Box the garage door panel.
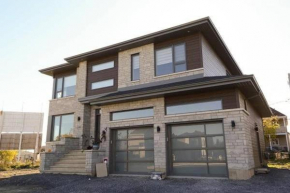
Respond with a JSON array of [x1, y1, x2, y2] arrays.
[[173, 163, 208, 176], [128, 139, 154, 150], [128, 128, 153, 139], [208, 163, 227, 176], [206, 136, 225, 148], [173, 150, 207, 162], [207, 150, 226, 162], [128, 151, 154, 161], [128, 163, 154, 172], [172, 137, 206, 149], [171, 124, 205, 137]]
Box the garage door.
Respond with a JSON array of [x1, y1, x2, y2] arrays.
[[167, 122, 228, 177], [111, 127, 154, 174]]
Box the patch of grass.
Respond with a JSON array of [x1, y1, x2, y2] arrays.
[[268, 159, 290, 169], [0, 161, 40, 171]]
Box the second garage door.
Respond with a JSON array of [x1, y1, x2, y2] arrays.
[[167, 122, 228, 177]]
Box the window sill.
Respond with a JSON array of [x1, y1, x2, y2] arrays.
[[154, 68, 203, 79], [131, 80, 140, 83]]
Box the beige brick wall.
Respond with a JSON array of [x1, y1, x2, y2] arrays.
[[97, 91, 262, 179], [118, 43, 204, 88], [47, 61, 91, 148]]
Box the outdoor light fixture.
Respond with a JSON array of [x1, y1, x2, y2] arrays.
[[231, 120, 236, 128], [78, 116, 81, 121], [254, 123, 259, 131], [157, 126, 161, 133]]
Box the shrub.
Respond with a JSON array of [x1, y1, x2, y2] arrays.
[[0, 150, 18, 165]]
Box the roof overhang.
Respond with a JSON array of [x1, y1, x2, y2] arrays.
[[79, 75, 272, 117], [63, 17, 242, 75], [39, 63, 78, 76]]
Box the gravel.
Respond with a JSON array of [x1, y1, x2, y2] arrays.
[[0, 169, 289, 193]]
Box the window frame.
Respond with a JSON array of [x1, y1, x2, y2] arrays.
[[51, 113, 74, 141], [92, 60, 115, 72], [110, 107, 154, 121], [54, 74, 76, 99], [91, 79, 114, 90], [165, 99, 223, 115], [131, 53, 140, 81], [155, 42, 187, 76]]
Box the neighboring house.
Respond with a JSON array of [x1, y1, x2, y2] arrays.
[[39, 17, 272, 180], [265, 108, 289, 152], [0, 111, 43, 160]]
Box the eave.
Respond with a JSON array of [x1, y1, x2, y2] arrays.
[[79, 75, 272, 117]]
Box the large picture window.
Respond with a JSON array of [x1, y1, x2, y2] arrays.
[[54, 75, 76, 99], [51, 114, 74, 141], [166, 100, 222, 115], [131, 54, 140, 81], [111, 108, 154, 121], [155, 43, 186, 76]]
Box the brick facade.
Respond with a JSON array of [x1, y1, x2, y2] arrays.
[[118, 43, 204, 88], [92, 93, 264, 180]]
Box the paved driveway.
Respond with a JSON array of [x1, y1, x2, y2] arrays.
[[0, 169, 289, 193]]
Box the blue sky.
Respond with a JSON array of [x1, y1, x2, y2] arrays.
[[0, 0, 290, 142]]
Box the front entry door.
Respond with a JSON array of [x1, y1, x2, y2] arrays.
[[167, 122, 228, 177], [111, 126, 154, 174]]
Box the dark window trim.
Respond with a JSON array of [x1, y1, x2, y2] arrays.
[[50, 113, 74, 141], [110, 107, 154, 121], [92, 60, 115, 73], [154, 42, 187, 76], [165, 98, 223, 115], [53, 74, 76, 99], [91, 79, 115, 90], [131, 53, 140, 81], [244, 99, 248, 111]]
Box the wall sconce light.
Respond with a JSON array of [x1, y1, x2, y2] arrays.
[[231, 120, 236, 128], [254, 123, 259, 131], [78, 117, 81, 121], [157, 126, 161, 133]]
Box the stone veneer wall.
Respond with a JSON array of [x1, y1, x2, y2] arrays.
[[118, 43, 204, 88], [47, 61, 91, 149], [97, 91, 263, 180]]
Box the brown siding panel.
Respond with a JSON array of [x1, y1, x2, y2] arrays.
[[165, 89, 238, 110], [155, 33, 202, 70], [87, 55, 118, 96]]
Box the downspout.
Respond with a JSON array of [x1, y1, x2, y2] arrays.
[[269, 135, 272, 151]]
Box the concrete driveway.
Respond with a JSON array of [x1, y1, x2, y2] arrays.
[[0, 169, 289, 193]]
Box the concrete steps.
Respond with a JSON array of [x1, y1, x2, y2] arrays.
[[43, 150, 87, 175]]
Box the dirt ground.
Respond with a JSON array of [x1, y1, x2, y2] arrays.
[[0, 169, 40, 179]]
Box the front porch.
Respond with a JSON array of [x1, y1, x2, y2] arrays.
[[40, 137, 105, 176]]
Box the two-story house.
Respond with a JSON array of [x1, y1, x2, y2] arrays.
[[265, 108, 289, 152], [39, 17, 272, 180]]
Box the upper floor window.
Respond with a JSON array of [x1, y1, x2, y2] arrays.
[[92, 61, 114, 72], [92, 79, 114, 90], [155, 43, 186, 76], [55, 75, 76, 99], [131, 54, 140, 81]]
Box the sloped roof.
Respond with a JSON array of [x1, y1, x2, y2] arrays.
[[270, 108, 286, 117]]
